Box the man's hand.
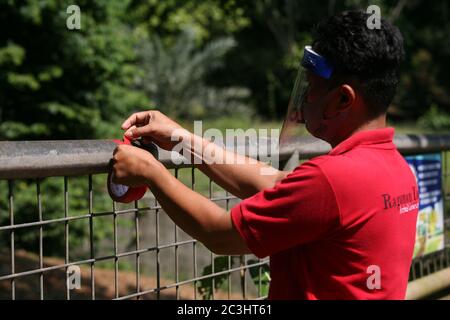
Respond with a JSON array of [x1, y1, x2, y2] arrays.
[[121, 110, 191, 151], [111, 140, 251, 256], [111, 144, 162, 187], [120, 109, 286, 199]]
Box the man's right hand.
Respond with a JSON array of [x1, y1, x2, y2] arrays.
[[121, 110, 191, 151], [121, 109, 286, 199]]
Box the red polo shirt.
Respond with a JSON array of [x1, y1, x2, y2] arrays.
[[230, 128, 419, 300]]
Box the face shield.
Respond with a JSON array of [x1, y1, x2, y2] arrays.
[[279, 46, 334, 149]]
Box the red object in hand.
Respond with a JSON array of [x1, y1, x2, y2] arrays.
[[107, 136, 147, 203]]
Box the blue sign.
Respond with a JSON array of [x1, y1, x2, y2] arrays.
[[405, 154, 445, 257]]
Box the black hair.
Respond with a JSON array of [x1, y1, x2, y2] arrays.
[[312, 10, 405, 118]]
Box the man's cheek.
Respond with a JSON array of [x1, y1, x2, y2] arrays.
[[303, 105, 317, 125], [304, 107, 323, 133]]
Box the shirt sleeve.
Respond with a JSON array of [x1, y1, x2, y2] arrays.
[[230, 159, 340, 258]]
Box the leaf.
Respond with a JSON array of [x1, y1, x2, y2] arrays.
[[197, 256, 236, 300], [6, 72, 40, 90], [0, 43, 25, 66], [247, 259, 271, 297]]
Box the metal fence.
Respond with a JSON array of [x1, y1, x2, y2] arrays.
[[0, 134, 449, 300]]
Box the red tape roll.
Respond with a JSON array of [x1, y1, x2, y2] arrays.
[[107, 136, 147, 203]]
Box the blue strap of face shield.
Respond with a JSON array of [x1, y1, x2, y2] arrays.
[[301, 46, 334, 79]]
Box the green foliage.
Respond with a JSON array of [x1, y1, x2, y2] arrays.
[[136, 29, 250, 119], [393, 1, 450, 120], [247, 259, 271, 297], [1, 0, 450, 263], [197, 256, 270, 299], [3, 0, 449, 133], [140, 0, 448, 121], [418, 105, 450, 131], [0, 0, 148, 258], [197, 256, 230, 300], [0, 176, 113, 258], [128, 0, 250, 43], [2, 0, 449, 134], [0, 0, 146, 140]]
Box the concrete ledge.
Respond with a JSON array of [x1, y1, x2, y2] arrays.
[[1, 133, 450, 179], [406, 267, 450, 300]]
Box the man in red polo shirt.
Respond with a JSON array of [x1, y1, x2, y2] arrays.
[[111, 11, 419, 299]]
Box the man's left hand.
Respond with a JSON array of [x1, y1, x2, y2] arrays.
[[111, 144, 157, 187]]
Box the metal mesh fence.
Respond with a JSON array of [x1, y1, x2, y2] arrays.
[[0, 139, 449, 300], [0, 168, 269, 300]]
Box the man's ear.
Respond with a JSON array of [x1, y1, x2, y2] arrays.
[[339, 84, 356, 110], [323, 84, 356, 120]]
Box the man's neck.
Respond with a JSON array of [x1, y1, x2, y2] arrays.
[[329, 114, 387, 148]]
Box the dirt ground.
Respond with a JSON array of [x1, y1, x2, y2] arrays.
[[0, 249, 246, 300]]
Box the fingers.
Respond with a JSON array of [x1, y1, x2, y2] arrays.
[[124, 124, 154, 139], [111, 145, 129, 175], [128, 124, 155, 139], [112, 146, 120, 157], [121, 111, 153, 130], [124, 125, 137, 139], [112, 145, 127, 159]]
